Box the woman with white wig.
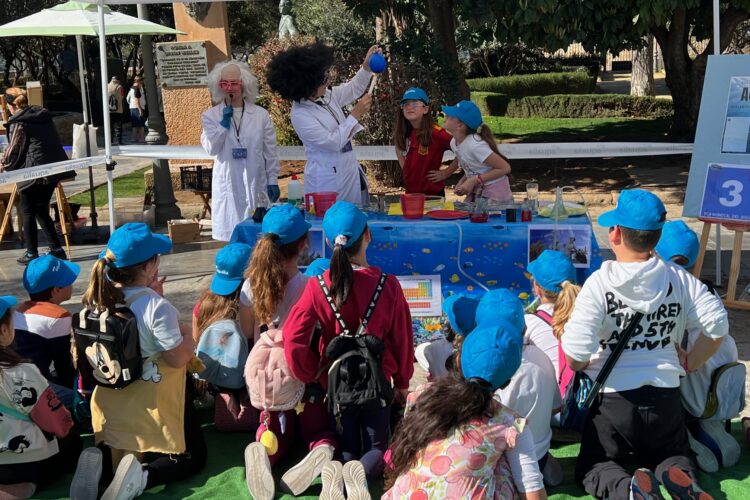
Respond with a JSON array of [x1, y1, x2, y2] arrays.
[[201, 60, 281, 241]]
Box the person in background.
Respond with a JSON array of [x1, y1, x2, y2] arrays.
[[1, 87, 72, 264], [126, 76, 146, 144], [201, 60, 281, 241], [107, 76, 125, 146]]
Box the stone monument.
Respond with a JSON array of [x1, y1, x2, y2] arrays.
[[278, 0, 299, 39]]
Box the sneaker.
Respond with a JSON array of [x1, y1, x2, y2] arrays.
[[687, 430, 719, 473], [101, 454, 148, 500], [629, 468, 664, 500], [697, 420, 741, 468], [48, 247, 68, 260], [244, 442, 274, 500], [279, 444, 334, 496], [0, 482, 36, 499], [16, 252, 38, 265], [70, 447, 103, 500], [342, 460, 371, 500], [660, 466, 713, 500], [320, 460, 345, 500], [541, 454, 564, 487]]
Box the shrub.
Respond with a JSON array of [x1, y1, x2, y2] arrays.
[[466, 71, 596, 97], [471, 92, 511, 116], [505, 94, 674, 119]]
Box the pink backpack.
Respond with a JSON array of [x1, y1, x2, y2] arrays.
[[535, 309, 574, 398], [245, 276, 307, 412]]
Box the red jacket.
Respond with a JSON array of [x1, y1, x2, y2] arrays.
[[283, 267, 414, 390]]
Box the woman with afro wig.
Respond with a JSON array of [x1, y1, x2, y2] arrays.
[[267, 42, 381, 207]]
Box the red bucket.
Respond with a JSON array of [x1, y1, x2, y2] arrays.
[[400, 193, 425, 219], [311, 192, 338, 217]]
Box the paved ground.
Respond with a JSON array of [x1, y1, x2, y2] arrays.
[[597, 70, 672, 98]]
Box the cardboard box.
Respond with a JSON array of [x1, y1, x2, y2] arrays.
[[26, 81, 43, 107], [168, 219, 201, 243]]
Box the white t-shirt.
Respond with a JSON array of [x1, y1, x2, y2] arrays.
[[450, 135, 504, 186], [497, 342, 562, 461], [504, 418, 545, 493], [122, 287, 183, 359], [239, 272, 308, 341], [126, 88, 146, 110], [524, 303, 559, 380], [562, 257, 729, 393]]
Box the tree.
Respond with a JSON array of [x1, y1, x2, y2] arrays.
[[488, 1, 750, 140], [631, 35, 655, 97], [227, 0, 280, 59]]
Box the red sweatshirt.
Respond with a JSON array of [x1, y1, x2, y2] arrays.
[[283, 267, 414, 390]]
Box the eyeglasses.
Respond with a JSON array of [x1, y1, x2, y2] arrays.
[[401, 100, 426, 109], [219, 79, 242, 89]]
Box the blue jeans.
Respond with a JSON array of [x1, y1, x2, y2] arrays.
[[338, 404, 390, 481]]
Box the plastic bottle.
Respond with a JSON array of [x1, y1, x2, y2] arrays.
[[288, 175, 303, 207]]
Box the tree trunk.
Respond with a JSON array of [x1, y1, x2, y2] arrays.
[[630, 35, 655, 97], [375, 15, 384, 43], [426, 0, 470, 102]]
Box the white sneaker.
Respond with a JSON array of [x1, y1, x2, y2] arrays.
[[244, 442, 274, 500], [279, 444, 334, 495], [101, 454, 148, 500], [70, 447, 103, 500], [342, 460, 371, 500], [320, 460, 345, 500], [687, 430, 719, 473]]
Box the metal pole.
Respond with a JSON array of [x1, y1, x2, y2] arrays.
[[97, 0, 116, 233], [76, 35, 99, 229], [713, 0, 722, 286]]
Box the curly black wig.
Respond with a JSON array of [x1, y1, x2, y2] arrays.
[[267, 42, 335, 102]]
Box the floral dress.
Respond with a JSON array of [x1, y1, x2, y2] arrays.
[[383, 385, 525, 500]]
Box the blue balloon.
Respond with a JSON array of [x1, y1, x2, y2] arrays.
[[369, 52, 387, 73]]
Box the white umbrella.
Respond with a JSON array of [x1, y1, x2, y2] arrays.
[[0, 1, 183, 233]]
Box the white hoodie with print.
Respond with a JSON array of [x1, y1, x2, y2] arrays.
[[562, 256, 728, 393]]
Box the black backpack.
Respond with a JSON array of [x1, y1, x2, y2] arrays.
[[318, 272, 394, 419], [73, 291, 147, 390]]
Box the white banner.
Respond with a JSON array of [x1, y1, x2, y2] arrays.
[[0, 156, 105, 187]]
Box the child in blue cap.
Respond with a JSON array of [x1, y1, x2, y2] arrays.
[[284, 200, 414, 493], [393, 87, 457, 195], [80, 223, 206, 500], [657, 221, 743, 474], [14, 255, 80, 391], [441, 100, 513, 203], [562, 189, 727, 499], [524, 249, 580, 398], [384, 297, 547, 500], [0, 295, 82, 499], [238, 204, 337, 500]]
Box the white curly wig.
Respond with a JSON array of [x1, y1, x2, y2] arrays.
[[207, 60, 259, 104]]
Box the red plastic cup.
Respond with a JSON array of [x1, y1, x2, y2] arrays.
[[400, 193, 425, 219], [311, 192, 338, 217], [469, 212, 489, 223]]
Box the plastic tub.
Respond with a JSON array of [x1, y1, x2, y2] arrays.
[[400, 193, 425, 219], [311, 192, 338, 217]]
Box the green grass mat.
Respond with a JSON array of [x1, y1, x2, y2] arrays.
[[33, 410, 750, 499]]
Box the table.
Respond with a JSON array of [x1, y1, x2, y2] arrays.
[[230, 211, 603, 298]]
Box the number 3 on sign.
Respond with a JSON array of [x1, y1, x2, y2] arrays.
[[700, 163, 750, 222]]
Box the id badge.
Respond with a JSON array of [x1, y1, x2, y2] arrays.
[[232, 148, 248, 160], [340, 141, 353, 153]]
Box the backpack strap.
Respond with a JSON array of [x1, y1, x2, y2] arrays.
[[534, 309, 553, 326], [317, 272, 387, 337]]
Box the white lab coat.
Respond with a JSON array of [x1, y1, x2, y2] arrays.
[[291, 67, 372, 206], [201, 101, 280, 241]]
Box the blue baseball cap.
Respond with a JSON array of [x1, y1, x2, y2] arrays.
[[102, 223, 173, 268], [475, 288, 525, 332], [322, 201, 368, 249], [442, 294, 478, 337], [460, 322, 523, 391], [442, 100, 482, 130], [262, 204, 311, 245], [598, 189, 667, 231], [656, 220, 699, 269], [304, 258, 330, 277], [400, 87, 429, 105], [0, 296, 17, 318], [211, 243, 252, 296], [23, 255, 80, 294], [527, 250, 577, 293]]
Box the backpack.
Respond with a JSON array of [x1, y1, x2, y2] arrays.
[[73, 291, 148, 390], [245, 277, 307, 412], [108, 93, 118, 112], [319, 272, 393, 419]]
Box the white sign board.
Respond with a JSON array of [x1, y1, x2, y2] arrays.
[[155, 41, 209, 88]]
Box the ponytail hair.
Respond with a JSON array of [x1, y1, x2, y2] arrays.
[[385, 371, 496, 489], [195, 287, 241, 342], [248, 232, 307, 325], [551, 280, 581, 340], [82, 250, 156, 313], [329, 227, 367, 308], [473, 123, 509, 162]]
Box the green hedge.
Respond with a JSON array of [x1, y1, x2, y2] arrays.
[[466, 71, 596, 97], [505, 94, 674, 119], [471, 92, 512, 116]]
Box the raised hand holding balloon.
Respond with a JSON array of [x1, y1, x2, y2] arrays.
[[368, 52, 387, 95]]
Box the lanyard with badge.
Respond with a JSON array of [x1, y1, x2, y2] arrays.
[[315, 97, 353, 154], [230, 100, 247, 160]]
